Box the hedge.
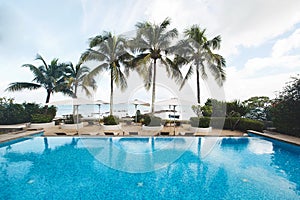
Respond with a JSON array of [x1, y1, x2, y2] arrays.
[[203, 117, 264, 132], [0, 102, 56, 125], [190, 117, 211, 128]]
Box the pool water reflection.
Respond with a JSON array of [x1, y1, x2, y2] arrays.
[[0, 136, 299, 199]]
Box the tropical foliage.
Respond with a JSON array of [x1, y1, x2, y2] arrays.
[[0, 97, 56, 125], [65, 61, 97, 98], [243, 96, 271, 121], [6, 54, 72, 104], [132, 18, 182, 113], [269, 75, 300, 136], [175, 25, 226, 104], [81, 32, 133, 115]]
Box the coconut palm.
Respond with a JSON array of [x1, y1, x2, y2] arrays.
[[177, 25, 226, 104], [81, 32, 133, 115], [6, 54, 72, 104], [132, 17, 181, 113], [65, 61, 97, 98]]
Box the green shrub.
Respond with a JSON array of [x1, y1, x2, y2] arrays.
[[209, 117, 263, 132], [190, 117, 211, 128], [31, 114, 53, 123], [0, 103, 27, 125], [143, 115, 162, 126], [0, 98, 56, 125], [103, 115, 119, 125], [238, 118, 264, 132], [224, 117, 240, 131]]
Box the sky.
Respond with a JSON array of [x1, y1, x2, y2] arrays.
[[0, 0, 300, 105]]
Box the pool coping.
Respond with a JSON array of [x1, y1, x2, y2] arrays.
[[0, 130, 43, 143], [248, 130, 300, 146]]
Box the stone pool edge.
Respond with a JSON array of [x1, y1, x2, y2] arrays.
[[248, 130, 300, 146]]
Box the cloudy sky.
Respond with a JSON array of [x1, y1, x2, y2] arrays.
[[0, 0, 300, 104]]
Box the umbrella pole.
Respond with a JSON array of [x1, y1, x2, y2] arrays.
[[98, 104, 101, 122], [173, 105, 176, 135], [76, 105, 79, 133], [135, 104, 137, 123]]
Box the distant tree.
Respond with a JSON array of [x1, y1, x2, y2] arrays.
[[65, 61, 97, 98], [226, 100, 248, 117], [6, 54, 72, 104], [243, 96, 271, 121], [202, 98, 226, 117], [270, 75, 300, 136]]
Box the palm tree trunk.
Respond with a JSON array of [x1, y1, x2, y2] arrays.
[[196, 64, 200, 104], [151, 59, 157, 114], [110, 70, 113, 116], [46, 90, 51, 104], [45, 90, 51, 114], [73, 84, 78, 116]]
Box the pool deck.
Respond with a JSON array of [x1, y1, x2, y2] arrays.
[[1, 123, 299, 146], [248, 130, 300, 146]]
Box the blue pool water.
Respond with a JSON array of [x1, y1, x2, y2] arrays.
[[0, 136, 299, 200]]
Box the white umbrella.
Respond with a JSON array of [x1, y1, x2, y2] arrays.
[[130, 99, 150, 123], [94, 99, 109, 118], [47, 97, 96, 106], [47, 97, 97, 127], [156, 98, 181, 133]]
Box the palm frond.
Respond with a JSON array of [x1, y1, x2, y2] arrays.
[[160, 17, 171, 29], [209, 35, 221, 50], [81, 49, 106, 62], [35, 54, 48, 69], [22, 64, 46, 82], [88, 62, 109, 78], [5, 82, 41, 92], [180, 65, 194, 89]]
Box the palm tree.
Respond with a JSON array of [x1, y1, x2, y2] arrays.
[[6, 54, 72, 104], [64, 61, 97, 116], [177, 25, 226, 104], [81, 32, 133, 115], [132, 18, 181, 113], [65, 61, 97, 98]]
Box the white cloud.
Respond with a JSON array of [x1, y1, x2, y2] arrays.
[[224, 66, 294, 101], [272, 28, 300, 57], [145, 0, 300, 57], [242, 55, 300, 77]]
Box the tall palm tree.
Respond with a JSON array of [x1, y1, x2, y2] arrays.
[[177, 25, 226, 104], [65, 61, 97, 98], [81, 32, 133, 115], [6, 54, 72, 104], [132, 18, 181, 113]]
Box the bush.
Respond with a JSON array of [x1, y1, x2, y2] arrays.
[[269, 75, 300, 137], [143, 115, 162, 126], [103, 115, 119, 125], [209, 117, 264, 132], [0, 98, 56, 125], [190, 117, 211, 128], [0, 103, 27, 125], [31, 114, 53, 123], [224, 117, 240, 131], [238, 118, 264, 132]]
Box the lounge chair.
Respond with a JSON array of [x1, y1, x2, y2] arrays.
[[129, 132, 138, 135], [160, 132, 170, 136]]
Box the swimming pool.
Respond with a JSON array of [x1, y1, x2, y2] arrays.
[[0, 136, 299, 199]]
